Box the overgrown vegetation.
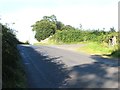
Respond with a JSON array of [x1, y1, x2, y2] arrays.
[[32, 15, 119, 59], [2, 24, 26, 88], [50, 29, 119, 58], [76, 42, 117, 55], [31, 15, 57, 41], [50, 29, 118, 44], [110, 31, 120, 58], [110, 49, 120, 58]]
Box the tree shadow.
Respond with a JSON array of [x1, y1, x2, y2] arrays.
[[18, 45, 70, 88], [18, 45, 119, 88], [90, 55, 120, 67], [62, 61, 119, 88], [60, 54, 119, 88]]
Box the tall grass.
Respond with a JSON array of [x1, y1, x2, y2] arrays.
[[76, 42, 118, 55]]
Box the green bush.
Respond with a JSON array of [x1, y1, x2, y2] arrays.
[[50, 30, 84, 43], [2, 24, 26, 88], [50, 29, 118, 44], [110, 49, 120, 58]]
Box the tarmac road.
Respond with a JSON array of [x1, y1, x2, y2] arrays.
[[17, 44, 119, 88]]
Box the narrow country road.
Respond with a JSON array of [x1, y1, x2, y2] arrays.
[[17, 44, 119, 88]]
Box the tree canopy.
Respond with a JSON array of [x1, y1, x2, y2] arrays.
[[31, 15, 57, 41], [31, 15, 75, 41], [31, 15, 118, 45]]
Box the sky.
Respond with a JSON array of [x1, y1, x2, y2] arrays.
[[0, 0, 119, 43]]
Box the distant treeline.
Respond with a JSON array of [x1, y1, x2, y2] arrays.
[[50, 29, 118, 44], [2, 24, 25, 88], [32, 15, 118, 44]]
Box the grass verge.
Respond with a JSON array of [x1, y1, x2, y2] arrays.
[[76, 42, 119, 59], [110, 49, 120, 58], [77, 42, 112, 54], [34, 38, 119, 59]]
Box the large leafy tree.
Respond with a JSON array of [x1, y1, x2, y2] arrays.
[[32, 15, 57, 41], [56, 21, 65, 30]]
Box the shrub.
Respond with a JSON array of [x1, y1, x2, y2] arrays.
[[2, 24, 25, 88]]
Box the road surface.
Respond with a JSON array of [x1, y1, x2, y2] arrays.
[[17, 44, 119, 88]]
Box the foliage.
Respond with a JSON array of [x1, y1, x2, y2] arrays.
[[2, 24, 26, 88], [76, 42, 115, 55], [110, 49, 120, 58], [31, 15, 57, 41], [32, 15, 118, 44], [50, 29, 118, 44], [32, 15, 119, 58], [50, 30, 81, 43], [32, 15, 77, 41], [56, 21, 65, 30], [61, 25, 76, 31]]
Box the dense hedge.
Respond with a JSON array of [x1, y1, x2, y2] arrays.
[[2, 24, 25, 88], [50, 30, 83, 43], [50, 29, 118, 44]]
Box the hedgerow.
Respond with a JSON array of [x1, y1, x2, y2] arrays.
[[50, 29, 118, 44], [2, 24, 26, 88]]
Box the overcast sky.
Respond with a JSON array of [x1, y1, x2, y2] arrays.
[[0, 0, 119, 43]]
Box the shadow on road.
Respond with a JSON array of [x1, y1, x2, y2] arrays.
[[19, 45, 70, 88], [62, 62, 119, 88], [18, 45, 119, 88], [61, 55, 119, 88], [90, 55, 119, 67]]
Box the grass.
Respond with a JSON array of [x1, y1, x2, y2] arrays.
[[77, 42, 116, 55], [34, 38, 119, 59], [76, 42, 119, 59]]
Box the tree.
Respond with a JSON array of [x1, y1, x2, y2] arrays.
[[109, 27, 116, 32], [56, 21, 64, 30], [43, 15, 65, 30], [32, 15, 57, 41], [43, 15, 57, 24]]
